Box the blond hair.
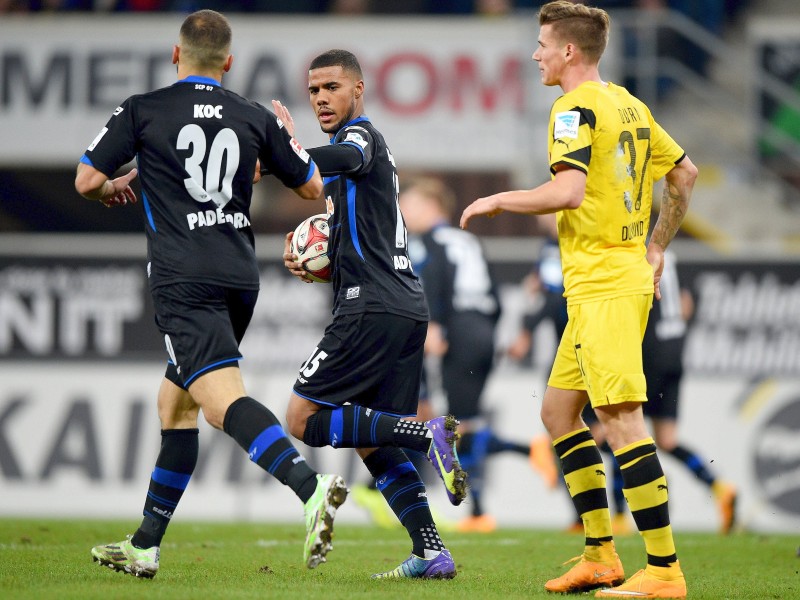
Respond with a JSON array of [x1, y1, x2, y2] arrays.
[[179, 9, 232, 71], [538, 1, 610, 63], [402, 177, 457, 217]]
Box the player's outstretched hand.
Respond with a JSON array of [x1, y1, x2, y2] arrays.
[[100, 168, 138, 208], [272, 99, 295, 138], [460, 195, 503, 229], [283, 231, 313, 283]]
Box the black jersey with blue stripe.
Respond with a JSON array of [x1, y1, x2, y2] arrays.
[[81, 75, 317, 290], [324, 117, 428, 320]]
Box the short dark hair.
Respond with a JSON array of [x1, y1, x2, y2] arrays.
[[179, 9, 232, 70], [309, 49, 363, 79]]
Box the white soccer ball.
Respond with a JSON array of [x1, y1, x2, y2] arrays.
[[290, 213, 331, 283]]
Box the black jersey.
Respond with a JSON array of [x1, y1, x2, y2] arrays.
[[408, 223, 500, 329], [81, 75, 316, 290], [642, 250, 686, 372], [323, 116, 428, 320]]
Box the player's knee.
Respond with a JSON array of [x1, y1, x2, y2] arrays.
[[158, 402, 200, 429], [285, 407, 308, 441], [201, 407, 225, 431], [540, 402, 558, 433]]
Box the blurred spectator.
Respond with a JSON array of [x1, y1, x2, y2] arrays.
[[0, 0, 28, 11], [115, 0, 166, 10], [591, 0, 731, 98], [329, 0, 368, 13]]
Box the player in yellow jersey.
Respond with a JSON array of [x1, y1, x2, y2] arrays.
[[461, 2, 697, 598]]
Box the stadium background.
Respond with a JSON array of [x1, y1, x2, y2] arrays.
[[1, 1, 799, 533]]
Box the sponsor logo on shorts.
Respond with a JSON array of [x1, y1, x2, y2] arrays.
[[346, 286, 360, 300]]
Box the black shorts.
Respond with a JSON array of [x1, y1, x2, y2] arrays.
[[151, 282, 258, 389], [643, 366, 682, 420], [580, 366, 682, 423], [293, 312, 427, 417], [441, 313, 495, 420]]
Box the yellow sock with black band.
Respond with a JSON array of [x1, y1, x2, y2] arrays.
[[615, 437, 682, 577], [554, 427, 616, 563]]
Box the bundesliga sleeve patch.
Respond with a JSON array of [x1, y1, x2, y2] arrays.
[[554, 111, 580, 139], [343, 131, 368, 148], [87, 126, 108, 151]]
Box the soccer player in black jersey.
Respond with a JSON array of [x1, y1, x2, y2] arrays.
[[273, 50, 463, 579], [75, 10, 348, 577], [399, 176, 555, 532]]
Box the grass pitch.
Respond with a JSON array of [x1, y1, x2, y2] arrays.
[[0, 519, 797, 599]]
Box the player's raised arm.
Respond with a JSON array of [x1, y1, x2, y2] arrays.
[[460, 168, 585, 229]]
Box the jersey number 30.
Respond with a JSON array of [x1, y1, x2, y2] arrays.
[[178, 124, 240, 209]]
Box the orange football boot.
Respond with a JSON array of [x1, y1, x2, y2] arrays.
[[545, 553, 625, 594], [595, 566, 687, 598]]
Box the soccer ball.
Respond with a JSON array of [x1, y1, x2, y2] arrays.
[[290, 213, 331, 283]]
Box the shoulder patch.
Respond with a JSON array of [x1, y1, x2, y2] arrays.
[[343, 131, 368, 149], [289, 137, 310, 163], [554, 111, 580, 139]]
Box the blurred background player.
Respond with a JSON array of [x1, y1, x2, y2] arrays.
[[639, 248, 737, 534], [578, 249, 737, 534], [75, 9, 347, 577], [276, 50, 463, 579], [508, 217, 629, 535], [514, 240, 737, 536], [399, 176, 556, 533], [507, 213, 567, 366]]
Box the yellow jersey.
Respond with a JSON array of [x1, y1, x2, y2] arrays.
[[548, 81, 685, 304]]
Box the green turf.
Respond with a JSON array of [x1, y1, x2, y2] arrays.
[[0, 519, 797, 599]]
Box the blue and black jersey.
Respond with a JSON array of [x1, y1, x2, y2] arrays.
[[408, 223, 500, 329], [81, 75, 317, 290], [320, 116, 428, 321]]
